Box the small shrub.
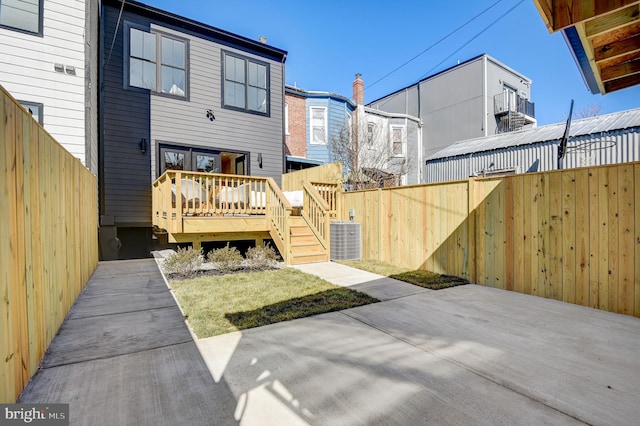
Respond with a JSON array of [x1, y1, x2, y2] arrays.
[[207, 243, 243, 273], [245, 244, 278, 271], [163, 247, 203, 278]]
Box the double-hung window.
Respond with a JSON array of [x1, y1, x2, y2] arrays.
[[310, 107, 327, 145], [223, 51, 269, 115], [0, 0, 42, 35], [391, 125, 405, 156], [128, 26, 188, 98], [366, 122, 375, 147]]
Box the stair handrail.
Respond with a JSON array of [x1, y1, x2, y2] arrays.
[[266, 177, 293, 263], [301, 181, 333, 251], [310, 181, 341, 216]]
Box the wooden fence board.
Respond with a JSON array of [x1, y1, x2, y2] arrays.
[[493, 181, 505, 289], [562, 171, 576, 304], [523, 174, 533, 295], [589, 168, 600, 309], [608, 168, 619, 313], [505, 178, 514, 291], [476, 181, 487, 284], [0, 91, 13, 402], [635, 164, 640, 317], [575, 169, 590, 306], [618, 164, 634, 315], [548, 172, 563, 300], [512, 176, 524, 293], [598, 168, 610, 310]]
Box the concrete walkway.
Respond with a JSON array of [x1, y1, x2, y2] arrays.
[[18, 260, 239, 425], [19, 260, 640, 425]]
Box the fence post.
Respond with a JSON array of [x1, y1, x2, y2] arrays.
[[467, 178, 477, 283], [377, 188, 382, 261]]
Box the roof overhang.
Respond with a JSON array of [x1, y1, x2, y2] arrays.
[[533, 0, 640, 94]]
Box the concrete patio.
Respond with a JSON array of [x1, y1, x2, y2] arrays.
[[18, 259, 640, 425]]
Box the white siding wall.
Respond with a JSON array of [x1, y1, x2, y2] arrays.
[[0, 0, 86, 164]]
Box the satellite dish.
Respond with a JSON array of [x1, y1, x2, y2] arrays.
[[557, 99, 574, 170]]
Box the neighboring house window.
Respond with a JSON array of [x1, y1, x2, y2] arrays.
[[391, 125, 405, 156], [19, 101, 43, 124], [347, 113, 353, 145], [222, 51, 269, 115], [0, 0, 42, 35], [366, 122, 375, 147], [128, 26, 188, 98], [310, 107, 327, 145]]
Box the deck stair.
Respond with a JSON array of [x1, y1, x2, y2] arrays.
[[289, 216, 329, 264]]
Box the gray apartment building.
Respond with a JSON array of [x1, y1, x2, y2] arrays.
[[368, 54, 536, 162]]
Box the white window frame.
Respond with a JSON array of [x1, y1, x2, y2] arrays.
[[310, 107, 327, 145], [347, 112, 353, 145], [285, 103, 289, 135], [390, 125, 406, 157]]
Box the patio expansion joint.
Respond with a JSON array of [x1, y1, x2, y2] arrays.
[[65, 304, 184, 321], [338, 309, 592, 425], [37, 340, 195, 371]]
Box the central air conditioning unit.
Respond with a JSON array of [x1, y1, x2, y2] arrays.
[[330, 222, 361, 261]]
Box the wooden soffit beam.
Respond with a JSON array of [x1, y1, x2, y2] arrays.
[[534, 0, 639, 32]]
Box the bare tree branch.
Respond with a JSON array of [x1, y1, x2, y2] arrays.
[[329, 108, 412, 190]]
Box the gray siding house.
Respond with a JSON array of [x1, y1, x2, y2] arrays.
[[100, 0, 287, 259], [368, 54, 536, 163]]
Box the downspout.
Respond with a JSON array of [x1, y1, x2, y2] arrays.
[[281, 53, 288, 177], [483, 55, 488, 137], [417, 82, 423, 174], [418, 119, 423, 182]]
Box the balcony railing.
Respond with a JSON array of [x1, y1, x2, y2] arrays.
[[494, 93, 535, 118]]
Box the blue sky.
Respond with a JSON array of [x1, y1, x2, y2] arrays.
[[145, 0, 640, 126]]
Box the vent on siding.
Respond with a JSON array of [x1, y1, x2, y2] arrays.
[[479, 166, 520, 177], [330, 222, 361, 261]]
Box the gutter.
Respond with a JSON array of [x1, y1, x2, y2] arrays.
[[363, 106, 421, 124]]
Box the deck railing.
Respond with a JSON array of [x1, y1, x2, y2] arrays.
[[153, 171, 270, 224], [266, 178, 293, 258], [152, 170, 292, 259], [311, 181, 340, 216], [302, 182, 334, 250]]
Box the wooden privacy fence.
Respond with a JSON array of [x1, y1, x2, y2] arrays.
[[281, 162, 343, 191], [1, 86, 99, 403], [341, 162, 640, 318]]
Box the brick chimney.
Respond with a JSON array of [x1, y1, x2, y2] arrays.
[[353, 73, 364, 105]]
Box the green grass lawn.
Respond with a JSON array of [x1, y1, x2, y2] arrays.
[[338, 259, 469, 290], [170, 268, 378, 338]]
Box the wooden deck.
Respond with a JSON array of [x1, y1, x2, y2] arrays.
[[152, 171, 339, 265]]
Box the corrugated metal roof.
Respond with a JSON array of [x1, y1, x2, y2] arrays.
[[427, 107, 640, 161]]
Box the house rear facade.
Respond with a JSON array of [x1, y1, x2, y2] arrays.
[[100, 0, 287, 259]]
